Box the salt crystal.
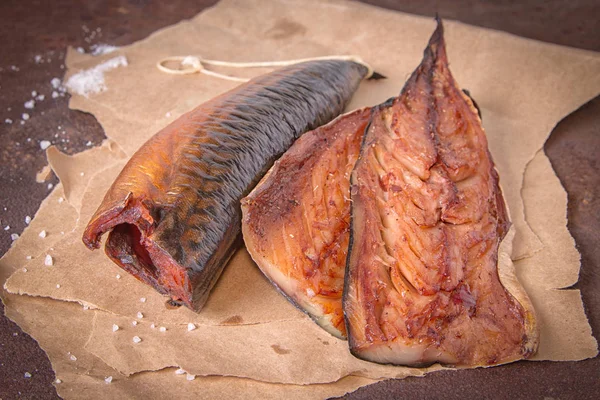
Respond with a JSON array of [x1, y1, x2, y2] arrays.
[[40, 140, 51, 150], [39, 230, 47, 238], [3, 226, 9, 231], [90, 44, 119, 56], [140, 297, 146, 303], [116, 274, 121, 279], [70, 355, 77, 361], [44, 254, 53, 266], [20, 121, 24, 125], [80, 172, 85, 176], [47, 183, 53, 190], [86, 141, 92, 146], [34, 55, 42, 63], [65, 56, 128, 97], [150, 323, 156, 329], [51, 91, 59, 99], [112, 324, 119, 332], [56, 284, 61, 289], [22, 113, 30, 121], [5, 118, 12, 124], [58, 197, 64, 203], [83, 305, 89, 310], [175, 368, 185, 375], [22, 267, 28, 272], [186, 373, 196, 381], [132, 321, 137, 326], [55, 378, 62, 384], [26, 256, 32, 260], [31, 90, 37, 97], [136, 312, 144, 319], [25, 215, 31, 224], [36, 94, 45, 101], [187, 323, 196, 331], [51, 77, 62, 89], [132, 336, 142, 343], [24, 372, 32, 378], [105, 376, 113, 384], [76, 47, 85, 54], [11, 233, 19, 241], [24, 100, 35, 109], [165, 112, 171, 117], [159, 326, 167, 332]]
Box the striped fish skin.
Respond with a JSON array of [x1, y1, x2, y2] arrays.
[[82, 60, 368, 311], [344, 21, 538, 367], [241, 108, 372, 339]]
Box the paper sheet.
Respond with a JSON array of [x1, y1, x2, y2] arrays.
[[2, 0, 600, 397]]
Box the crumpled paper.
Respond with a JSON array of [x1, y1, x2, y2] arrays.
[[2, 0, 600, 397]]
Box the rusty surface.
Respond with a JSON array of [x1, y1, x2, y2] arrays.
[[0, 1, 598, 399]]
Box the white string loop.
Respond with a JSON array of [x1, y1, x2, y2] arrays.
[[156, 55, 374, 82]]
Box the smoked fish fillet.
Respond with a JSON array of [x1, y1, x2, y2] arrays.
[[82, 60, 369, 311], [344, 20, 538, 366], [242, 108, 372, 338]]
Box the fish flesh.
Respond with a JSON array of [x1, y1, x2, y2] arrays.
[[82, 60, 370, 311], [344, 20, 538, 366], [241, 108, 372, 338]]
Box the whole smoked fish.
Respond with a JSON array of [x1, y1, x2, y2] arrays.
[[242, 108, 372, 338], [83, 60, 370, 311], [344, 21, 538, 366]]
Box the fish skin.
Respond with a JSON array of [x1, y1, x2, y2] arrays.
[[343, 20, 538, 367], [242, 108, 372, 339], [82, 60, 368, 311]]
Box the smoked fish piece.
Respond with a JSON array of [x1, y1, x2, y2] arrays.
[[82, 60, 369, 311], [241, 108, 372, 338], [344, 21, 538, 366]]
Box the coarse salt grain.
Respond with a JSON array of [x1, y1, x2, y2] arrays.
[[66, 56, 128, 97], [22, 113, 30, 121], [26, 255, 32, 260], [116, 274, 121, 279], [80, 172, 85, 176], [4, 226, 10, 231], [105, 376, 113, 384], [150, 323, 156, 329], [112, 324, 119, 332], [132, 336, 142, 343], [22, 268, 28, 272], [51, 77, 61, 89], [70, 355, 77, 361], [159, 326, 167, 332], [137, 311, 144, 319], [24, 100, 35, 109], [11, 233, 19, 241], [39, 230, 47, 238], [187, 323, 196, 331], [44, 254, 53, 266], [25, 215, 31, 224], [83, 305, 89, 310], [175, 368, 185, 375], [48, 183, 53, 190], [55, 378, 62, 384], [36, 94, 45, 101], [32, 90, 37, 97], [52, 91, 59, 99], [140, 297, 146, 303], [186, 373, 196, 381], [132, 321, 137, 326], [166, 112, 171, 117], [58, 197, 64, 203], [24, 372, 32, 378], [40, 140, 51, 150], [5, 118, 12, 124]]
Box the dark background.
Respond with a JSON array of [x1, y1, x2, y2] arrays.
[[1, 1, 599, 398]]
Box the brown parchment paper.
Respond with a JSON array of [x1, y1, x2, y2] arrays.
[[2, 0, 600, 397]]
